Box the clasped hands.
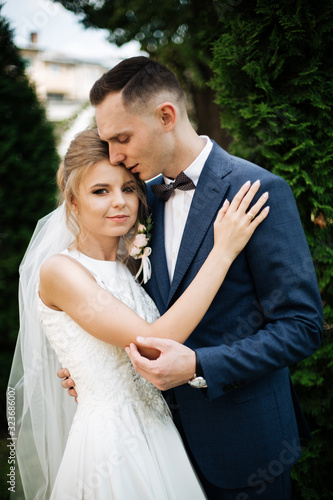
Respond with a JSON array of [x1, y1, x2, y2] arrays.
[[57, 338, 196, 399]]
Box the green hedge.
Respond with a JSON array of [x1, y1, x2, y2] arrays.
[[0, 6, 59, 431], [210, 2, 333, 498]]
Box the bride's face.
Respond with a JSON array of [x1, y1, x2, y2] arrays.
[[73, 160, 139, 242]]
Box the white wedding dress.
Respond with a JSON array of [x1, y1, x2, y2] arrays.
[[38, 250, 206, 500]]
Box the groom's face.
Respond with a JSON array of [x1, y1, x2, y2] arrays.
[[95, 92, 173, 182]]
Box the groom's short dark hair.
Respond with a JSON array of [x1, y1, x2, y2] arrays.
[[90, 56, 186, 110]]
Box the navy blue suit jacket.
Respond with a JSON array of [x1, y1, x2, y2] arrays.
[[144, 142, 323, 488]]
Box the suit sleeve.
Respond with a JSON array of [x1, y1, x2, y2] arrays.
[[196, 176, 323, 400]]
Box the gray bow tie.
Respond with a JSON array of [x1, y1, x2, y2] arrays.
[[151, 172, 195, 201]]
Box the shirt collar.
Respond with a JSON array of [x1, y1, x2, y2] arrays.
[[163, 136, 213, 186]]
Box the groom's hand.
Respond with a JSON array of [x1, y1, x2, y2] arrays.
[[125, 337, 196, 391], [57, 367, 78, 401]]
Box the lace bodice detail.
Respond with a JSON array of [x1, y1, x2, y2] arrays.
[[38, 250, 170, 434]]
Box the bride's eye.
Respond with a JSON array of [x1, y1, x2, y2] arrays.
[[93, 188, 108, 195], [123, 183, 136, 193]]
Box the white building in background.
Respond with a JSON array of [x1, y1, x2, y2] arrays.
[[19, 33, 118, 154], [20, 32, 112, 122]]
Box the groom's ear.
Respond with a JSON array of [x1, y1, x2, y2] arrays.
[[156, 102, 177, 131]]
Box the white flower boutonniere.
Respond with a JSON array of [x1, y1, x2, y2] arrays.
[[130, 215, 153, 284]]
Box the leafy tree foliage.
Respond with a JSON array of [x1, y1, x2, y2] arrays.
[[52, 0, 231, 146], [210, 2, 333, 498], [290, 328, 333, 500], [52, 0, 217, 78], [0, 5, 59, 429], [211, 0, 333, 322]]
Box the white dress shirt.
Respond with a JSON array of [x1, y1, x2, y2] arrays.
[[164, 136, 213, 281]]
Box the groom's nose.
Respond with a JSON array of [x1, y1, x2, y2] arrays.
[[109, 145, 126, 166]]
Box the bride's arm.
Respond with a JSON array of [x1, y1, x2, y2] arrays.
[[40, 181, 269, 349]]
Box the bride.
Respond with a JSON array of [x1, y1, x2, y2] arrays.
[[8, 128, 269, 499]]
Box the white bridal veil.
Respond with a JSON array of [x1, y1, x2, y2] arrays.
[[7, 203, 77, 499]]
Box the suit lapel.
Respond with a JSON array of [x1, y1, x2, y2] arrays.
[[167, 144, 232, 306]]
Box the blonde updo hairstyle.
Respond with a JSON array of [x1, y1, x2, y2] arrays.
[[57, 128, 147, 260]]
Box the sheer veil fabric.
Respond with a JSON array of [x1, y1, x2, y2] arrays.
[[7, 203, 77, 499]]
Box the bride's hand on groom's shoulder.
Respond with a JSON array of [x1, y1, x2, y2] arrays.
[[57, 367, 78, 402], [213, 180, 270, 262]]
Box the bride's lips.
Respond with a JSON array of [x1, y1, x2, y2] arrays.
[[107, 215, 129, 223]]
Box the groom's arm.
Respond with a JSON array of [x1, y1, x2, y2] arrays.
[[194, 175, 323, 399], [128, 176, 323, 395]]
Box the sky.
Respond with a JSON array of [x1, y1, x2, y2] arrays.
[[2, 0, 143, 64]]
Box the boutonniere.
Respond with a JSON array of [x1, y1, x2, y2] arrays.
[[129, 215, 153, 284]]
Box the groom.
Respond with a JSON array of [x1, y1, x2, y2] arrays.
[[60, 57, 323, 499]]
